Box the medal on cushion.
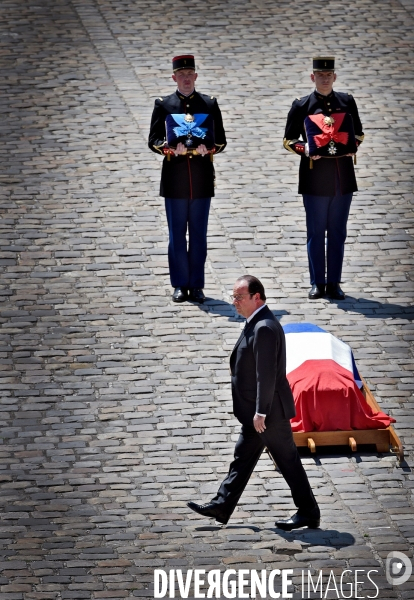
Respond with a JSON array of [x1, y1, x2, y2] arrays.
[[328, 140, 337, 155], [185, 135, 193, 147], [184, 114, 194, 147], [324, 117, 337, 155]]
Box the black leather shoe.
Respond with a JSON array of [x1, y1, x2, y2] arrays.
[[308, 283, 325, 299], [187, 501, 229, 524], [326, 282, 345, 300], [275, 511, 320, 531], [172, 287, 188, 303], [188, 288, 205, 303]]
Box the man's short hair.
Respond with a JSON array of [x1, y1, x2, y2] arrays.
[[236, 275, 266, 301]]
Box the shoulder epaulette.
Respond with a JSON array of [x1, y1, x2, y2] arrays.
[[158, 97, 163, 101], [211, 96, 215, 100]]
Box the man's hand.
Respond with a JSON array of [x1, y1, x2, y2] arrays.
[[253, 414, 266, 433], [196, 144, 209, 156], [173, 142, 187, 156]]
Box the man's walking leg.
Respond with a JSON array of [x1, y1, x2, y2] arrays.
[[188, 425, 264, 524]]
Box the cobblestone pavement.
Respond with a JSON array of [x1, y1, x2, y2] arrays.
[[0, 0, 413, 598]]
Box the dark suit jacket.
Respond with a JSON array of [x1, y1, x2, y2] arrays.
[[148, 90, 226, 199], [283, 90, 364, 196], [230, 306, 296, 425]]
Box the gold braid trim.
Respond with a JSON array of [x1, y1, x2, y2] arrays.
[[153, 142, 166, 155], [283, 138, 298, 153], [355, 134, 365, 143]]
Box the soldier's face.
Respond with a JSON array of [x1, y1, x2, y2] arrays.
[[311, 70, 336, 94], [172, 69, 198, 95]]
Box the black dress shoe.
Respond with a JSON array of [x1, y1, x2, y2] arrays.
[[275, 511, 320, 531], [172, 287, 188, 303], [188, 288, 205, 303], [326, 282, 345, 300], [308, 283, 325, 299], [187, 501, 229, 524]]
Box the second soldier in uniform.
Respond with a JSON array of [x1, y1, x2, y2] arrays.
[[283, 56, 364, 300]]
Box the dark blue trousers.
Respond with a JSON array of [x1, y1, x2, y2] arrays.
[[303, 190, 353, 285], [164, 197, 211, 288]]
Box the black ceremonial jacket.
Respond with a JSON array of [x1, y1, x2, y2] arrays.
[[148, 90, 227, 199], [283, 90, 364, 196]]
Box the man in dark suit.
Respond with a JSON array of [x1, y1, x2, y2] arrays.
[[283, 56, 364, 301], [188, 275, 320, 531], [148, 54, 226, 304]]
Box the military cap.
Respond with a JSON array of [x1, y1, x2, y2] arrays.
[[172, 54, 196, 72], [313, 56, 335, 71]]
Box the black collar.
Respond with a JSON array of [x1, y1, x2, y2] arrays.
[[245, 305, 272, 330], [176, 90, 196, 101], [314, 89, 335, 101]]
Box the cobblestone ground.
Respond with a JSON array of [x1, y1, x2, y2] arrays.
[[0, 0, 413, 598]]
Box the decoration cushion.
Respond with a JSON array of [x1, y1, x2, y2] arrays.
[[166, 113, 215, 150], [304, 112, 357, 157]]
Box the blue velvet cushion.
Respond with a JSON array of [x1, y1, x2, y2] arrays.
[[166, 113, 215, 150]]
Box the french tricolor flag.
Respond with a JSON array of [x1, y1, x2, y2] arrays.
[[282, 323, 395, 432]]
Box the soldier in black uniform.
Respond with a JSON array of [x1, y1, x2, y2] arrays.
[[148, 55, 227, 303], [283, 57, 364, 300]]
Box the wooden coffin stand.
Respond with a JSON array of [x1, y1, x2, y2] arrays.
[[292, 378, 404, 462]]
